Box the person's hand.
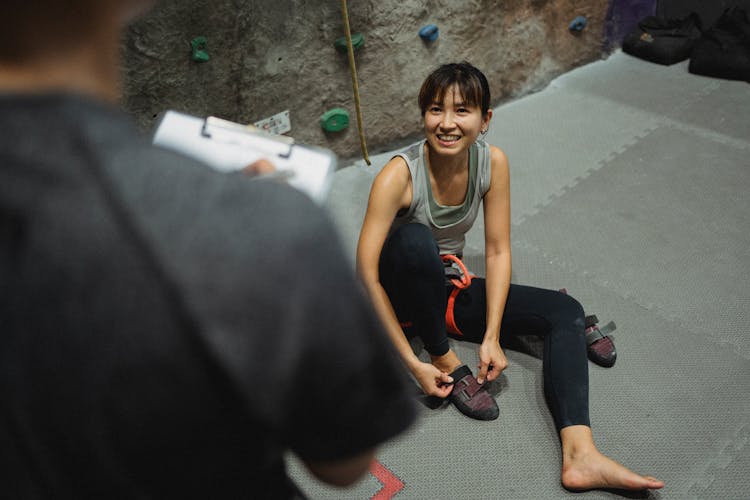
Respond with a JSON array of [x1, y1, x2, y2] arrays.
[[412, 361, 454, 398], [242, 158, 276, 176], [477, 340, 508, 384]]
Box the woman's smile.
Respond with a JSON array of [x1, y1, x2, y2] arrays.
[[424, 84, 488, 156], [436, 134, 462, 146]]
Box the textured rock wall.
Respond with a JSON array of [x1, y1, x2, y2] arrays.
[[121, 0, 608, 161]]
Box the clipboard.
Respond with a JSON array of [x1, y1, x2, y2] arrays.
[[152, 110, 336, 204]]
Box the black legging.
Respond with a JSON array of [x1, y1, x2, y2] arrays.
[[379, 223, 590, 430]]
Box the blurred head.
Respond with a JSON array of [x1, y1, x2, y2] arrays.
[[0, 0, 154, 63], [418, 62, 491, 119]]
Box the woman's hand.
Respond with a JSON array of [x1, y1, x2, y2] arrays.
[[412, 361, 454, 398], [477, 340, 508, 384]]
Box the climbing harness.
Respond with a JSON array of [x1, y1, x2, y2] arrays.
[[397, 254, 473, 335], [442, 254, 473, 336], [340, 0, 371, 165]]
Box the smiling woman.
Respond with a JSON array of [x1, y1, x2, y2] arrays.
[[418, 62, 491, 120], [419, 65, 492, 207], [423, 86, 490, 164], [355, 61, 666, 493]]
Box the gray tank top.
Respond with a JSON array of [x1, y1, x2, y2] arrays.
[[390, 139, 492, 256]]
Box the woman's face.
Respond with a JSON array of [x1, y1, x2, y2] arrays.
[[423, 84, 491, 158]]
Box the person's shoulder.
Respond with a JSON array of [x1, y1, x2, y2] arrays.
[[476, 141, 508, 194], [369, 155, 414, 211], [372, 147, 415, 191], [399, 140, 424, 163], [377, 155, 410, 182], [481, 142, 507, 167], [379, 140, 424, 177], [482, 143, 508, 174]]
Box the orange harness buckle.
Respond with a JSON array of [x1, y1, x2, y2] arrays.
[[441, 254, 472, 336]]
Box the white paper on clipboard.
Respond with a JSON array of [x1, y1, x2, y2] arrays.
[[151, 110, 336, 204]]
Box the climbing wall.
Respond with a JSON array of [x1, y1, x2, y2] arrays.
[[121, 0, 609, 161]]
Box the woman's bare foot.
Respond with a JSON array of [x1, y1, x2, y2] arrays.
[[560, 426, 664, 492], [429, 349, 463, 374]]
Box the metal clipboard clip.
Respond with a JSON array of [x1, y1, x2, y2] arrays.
[[201, 116, 295, 159]]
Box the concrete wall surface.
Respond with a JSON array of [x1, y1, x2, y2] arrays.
[[121, 0, 609, 161]]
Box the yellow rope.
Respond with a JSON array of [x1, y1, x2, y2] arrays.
[[340, 0, 370, 165]]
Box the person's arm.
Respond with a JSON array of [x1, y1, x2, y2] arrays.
[[476, 146, 512, 384], [302, 449, 376, 487], [356, 158, 454, 397]]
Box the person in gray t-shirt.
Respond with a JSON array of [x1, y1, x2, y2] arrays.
[[0, 1, 416, 497]]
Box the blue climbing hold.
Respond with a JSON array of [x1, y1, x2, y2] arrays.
[[419, 24, 439, 42], [569, 16, 587, 32]]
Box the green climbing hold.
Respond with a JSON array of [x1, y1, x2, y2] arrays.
[[191, 36, 209, 62], [334, 32, 365, 53], [320, 108, 350, 132]]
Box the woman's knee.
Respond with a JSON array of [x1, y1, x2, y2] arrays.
[[551, 291, 585, 332], [383, 223, 441, 270]]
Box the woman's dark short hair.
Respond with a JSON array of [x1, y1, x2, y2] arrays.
[[418, 62, 491, 117]]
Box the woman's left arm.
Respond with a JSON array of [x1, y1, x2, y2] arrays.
[[476, 145, 512, 384]]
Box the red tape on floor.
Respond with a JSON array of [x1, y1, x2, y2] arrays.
[[370, 459, 404, 500]]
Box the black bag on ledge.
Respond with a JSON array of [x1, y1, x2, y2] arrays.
[[622, 13, 702, 65], [689, 7, 750, 82]]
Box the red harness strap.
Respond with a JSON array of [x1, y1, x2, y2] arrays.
[[441, 254, 472, 336]]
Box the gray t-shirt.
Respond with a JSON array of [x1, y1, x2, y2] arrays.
[[0, 93, 416, 498]]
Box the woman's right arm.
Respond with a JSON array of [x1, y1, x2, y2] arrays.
[[356, 158, 454, 397]]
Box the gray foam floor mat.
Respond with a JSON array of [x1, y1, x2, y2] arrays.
[[514, 124, 750, 360], [297, 51, 750, 499], [551, 52, 721, 119], [482, 87, 664, 226]]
